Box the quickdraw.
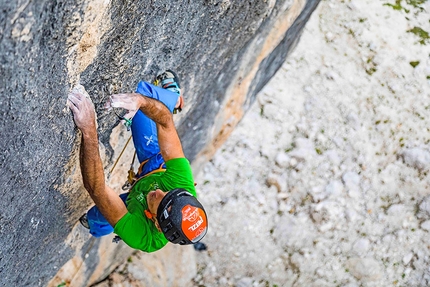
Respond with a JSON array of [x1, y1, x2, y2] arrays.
[[112, 106, 132, 131]]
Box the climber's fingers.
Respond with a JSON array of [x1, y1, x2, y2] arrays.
[[67, 92, 81, 107], [67, 98, 78, 113], [123, 110, 137, 120], [68, 91, 96, 131], [107, 93, 141, 112]]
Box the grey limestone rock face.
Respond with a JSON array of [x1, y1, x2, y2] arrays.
[[0, 0, 320, 285]]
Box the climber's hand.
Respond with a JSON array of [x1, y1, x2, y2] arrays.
[[67, 88, 96, 133], [105, 93, 143, 120]]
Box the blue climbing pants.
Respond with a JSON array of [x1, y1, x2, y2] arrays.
[[86, 81, 180, 237]]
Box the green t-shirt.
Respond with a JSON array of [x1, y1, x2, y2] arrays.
[[113, 157, 196, 253]]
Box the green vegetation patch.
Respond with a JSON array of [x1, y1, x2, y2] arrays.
[[366, 67, 377, 75], [410, 61, 420, 67], [384, 0, 404, 10], [384, 0, 428, 12], [365, 56, 378, 75], [407, 27, 430, 45], [406, 0, 427, 8]]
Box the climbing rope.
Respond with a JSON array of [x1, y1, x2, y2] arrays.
[[108, 134, 132, 176]]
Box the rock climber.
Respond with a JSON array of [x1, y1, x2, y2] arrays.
[[67, 71, 208, 252]]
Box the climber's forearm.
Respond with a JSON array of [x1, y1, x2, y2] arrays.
[[138, 95, 185, 161], [79, 129, 105, 198], [137, 94, 172, 128], [79, 129, 127, 226]]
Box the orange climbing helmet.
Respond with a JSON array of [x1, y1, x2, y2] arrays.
[[157, 188, 208, 245]]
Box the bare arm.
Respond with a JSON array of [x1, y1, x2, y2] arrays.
[[108, 93, 185, 161], [68, 89, 127, 226], [138, 95, 185, 161]]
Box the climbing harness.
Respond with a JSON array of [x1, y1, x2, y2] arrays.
[[121, 150, 136, 190], [121, 153, 166, 190]]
